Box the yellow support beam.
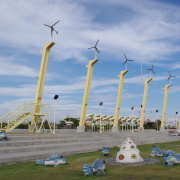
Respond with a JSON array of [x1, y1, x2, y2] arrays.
[[160, 84, 171, 131], [112, 70, 128, 132], [140, 78, 152, 128], [32, 42, 55, 125], [77, 59, 98, 132]]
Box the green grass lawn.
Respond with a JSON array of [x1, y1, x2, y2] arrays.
[[0, 141, 180, 180]]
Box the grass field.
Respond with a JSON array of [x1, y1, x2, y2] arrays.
[[0, 141, 180, 180]]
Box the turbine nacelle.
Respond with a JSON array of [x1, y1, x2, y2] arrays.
[[44, 20, 60, 40], [168, 71, 175, 80], [88, 39, 100, 59], [168, 71, 175, 84], [123, 53, 134, 70], [146, 65, 155, 75]]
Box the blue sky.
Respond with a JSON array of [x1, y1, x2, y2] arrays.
[[0, 0, 180, 124]]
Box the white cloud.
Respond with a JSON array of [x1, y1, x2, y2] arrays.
[[0, 55, 58, 80], [0, 98, 34, 118], [173, 64, 180, 69], [0, 73, 170, 98], [169, 86, 180, 93], [0, 0, 93, 62], [0, 85, 36, 97], [1, 0, 180, 64], [0, 56, 38, 77]]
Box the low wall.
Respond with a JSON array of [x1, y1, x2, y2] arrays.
[[10, 129, 76, 133], [9, 128, 176, 133]]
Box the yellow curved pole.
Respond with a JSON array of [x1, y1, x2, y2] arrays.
[[140, 78, 152, 128], [32, 42, 55, 125], [160, 84, 171, 130], [77, 59, 98, 132], [112, 70, 128, 132]]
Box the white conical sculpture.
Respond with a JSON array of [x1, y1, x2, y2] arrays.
[[116, 137, 143, 163]]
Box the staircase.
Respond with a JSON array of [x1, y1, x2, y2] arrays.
[[0, 103, 50, 133], [0, 132, 121, 165], [0, 130, 179, 165]]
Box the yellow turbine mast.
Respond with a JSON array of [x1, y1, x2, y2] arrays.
[[160, 84, 171, 130], [77, 59, 98, 132], [112, 70, 128, 132], [31, 42, 55, 127], [140, 78, 152, 129]]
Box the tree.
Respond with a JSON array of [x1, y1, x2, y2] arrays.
[[63, 118, 79, 129], [154, 120, 161, 130], [144, 122, 156, 129], [2, 122, 7, 127], [59, 120, 65, 129], [16, 123, 28, 129], [43, 120, 50, 129]]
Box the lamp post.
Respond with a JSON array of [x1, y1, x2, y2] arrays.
[[176, 112, 178, 129], [53, 95, 59, 134], [99, 102, 103, 134], [139, 104, 142, 129], [156, 110, 158, 132], [131, 106, 134, 133]]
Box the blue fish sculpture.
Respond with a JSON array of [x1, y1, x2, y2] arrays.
[[150, 146, 175, 157], [169, 132, 179, 136], [163, 153, 180, 167], [36, 159, 45, 166], [83, 158, 105, 176], [102, 146, 110, 156], [150, 146, 167, 157], [165, 150, 175, 156], [0, 131, 7, 141], [36, 154, 67, 167]]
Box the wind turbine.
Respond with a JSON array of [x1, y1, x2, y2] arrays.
[[146, 65, 155, 78], [168, 71, 176, 84], [123, 53, 134, 70], [88, 40, 100, 59], [44, 20, 60, 41]]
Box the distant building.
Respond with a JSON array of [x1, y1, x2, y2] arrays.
[[50, 122, 58, 129], [63, 115, 80, 121], [145, 119, 151, 124], [63, 115, 70, 120]]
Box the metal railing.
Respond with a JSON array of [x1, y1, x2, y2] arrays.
[[0, 103, 50, 131]]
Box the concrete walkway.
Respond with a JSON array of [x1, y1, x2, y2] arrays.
[[0, 129, 179, 165]]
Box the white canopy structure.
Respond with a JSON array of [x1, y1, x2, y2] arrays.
[[85, 114, 140, 132], [86, 114, 140, 131]]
